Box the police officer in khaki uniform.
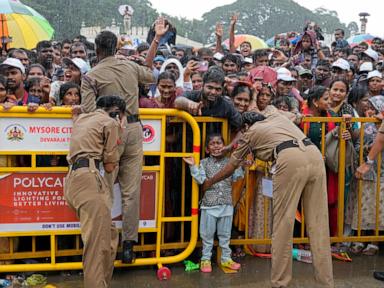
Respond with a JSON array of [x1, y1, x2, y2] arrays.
[[80, 18, 169, 263], [203, 111, 334, 288], [65, 96, 125, 288]]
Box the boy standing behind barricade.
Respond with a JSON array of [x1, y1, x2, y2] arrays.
[[183, 134, 244, 273], [65, 95, 125, 288]]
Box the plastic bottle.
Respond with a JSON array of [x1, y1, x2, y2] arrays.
[[292, 248, 312, 263]]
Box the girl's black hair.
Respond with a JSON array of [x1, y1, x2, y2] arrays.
[[206, 133, 224, 147], [59, 82, 81, 101], [272, 96, 292, 111], [25, 77, 42, 92], [96, 95, 126, 113]]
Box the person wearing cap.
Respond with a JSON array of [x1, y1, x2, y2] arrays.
[[63, 57, 90, 85], [212, 52, 224, 67], [297, 69, 313, 95], [367, 70, 383, 97], [80, 18, 167, 264], [52, 67, 64, 82], [361, 48, 379, 64], [153, 55, 165, 71], [359, 61, 374, 75], [275, 67, 301, 113], [331, 58, 350, 80], [49, 58, 89, 105], [65, 95, 124, 288], [0, 58, 39, 106], [242, 57, 254, 72], [202, 111, 334, 288], [353, 61, 374, 85]]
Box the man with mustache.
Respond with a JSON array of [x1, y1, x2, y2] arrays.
[[174, 67, 242, 131], [0, 58, 39, 105], [314, 60, 332, 87], [36, 41, 54, 78]]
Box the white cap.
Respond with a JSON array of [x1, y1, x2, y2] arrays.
[[0, 57, 25, 74], [243, 57, 253, 64], [367, 70, 382, 80], [213, 52, 224, 61], [359, 61, 373, 72], [332, 58, 350, 71], [276, 67, 296, 82], [63, 57, 90, 75], [363, 48, 379, 62]]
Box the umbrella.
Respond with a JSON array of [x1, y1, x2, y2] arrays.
[[223, 34, 267, 50], [0, 0, 54, 50], [347, 34, 375, 46]]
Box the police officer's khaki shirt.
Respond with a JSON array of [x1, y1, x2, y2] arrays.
[[81, 56, 154, 115], [68, 109, 120, 164], [230, 112, 307, 165]]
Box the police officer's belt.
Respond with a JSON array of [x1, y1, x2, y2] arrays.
[[72, 158, 100, 171], [127, 114, 140, 123], [275, 138, 314, 156]]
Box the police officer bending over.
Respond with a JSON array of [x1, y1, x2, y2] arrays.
[[65, 95, 125, 288], [203, 111, 334, 288]]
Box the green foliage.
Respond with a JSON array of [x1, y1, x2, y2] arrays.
[[22, 0, 347, 44]]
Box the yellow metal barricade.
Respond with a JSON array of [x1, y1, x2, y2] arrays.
[[0, 107, 200, 278], [2, 108, 384, 273]]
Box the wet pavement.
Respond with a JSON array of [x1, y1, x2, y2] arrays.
[[43, 253, 384, 287]]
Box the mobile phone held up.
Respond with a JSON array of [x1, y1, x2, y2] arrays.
[[197, 61, 209, 72]]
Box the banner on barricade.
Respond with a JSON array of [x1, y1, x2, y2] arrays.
[[0, 171, 158, 232], [0, 118, 162, 152]]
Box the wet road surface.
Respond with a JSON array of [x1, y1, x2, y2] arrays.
[[43, 253, 384, 287]]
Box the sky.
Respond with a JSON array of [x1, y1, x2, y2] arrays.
[[148, 0, 384, 37]]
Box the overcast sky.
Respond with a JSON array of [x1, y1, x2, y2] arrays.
[[148, 0, 383, 37]]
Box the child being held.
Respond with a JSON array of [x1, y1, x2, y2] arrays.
[[183, 133, 244, 273]]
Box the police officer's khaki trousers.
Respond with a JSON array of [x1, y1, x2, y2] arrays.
[[105, 122, 143, 242], [271, 145, 334, 288], [65, 163, 118, 288]]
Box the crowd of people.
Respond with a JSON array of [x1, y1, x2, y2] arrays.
[[1, 13, 384, 288]]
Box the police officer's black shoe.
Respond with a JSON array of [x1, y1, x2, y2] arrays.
[[373, 271, 384, 281], [122, 240, 135, 264]]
